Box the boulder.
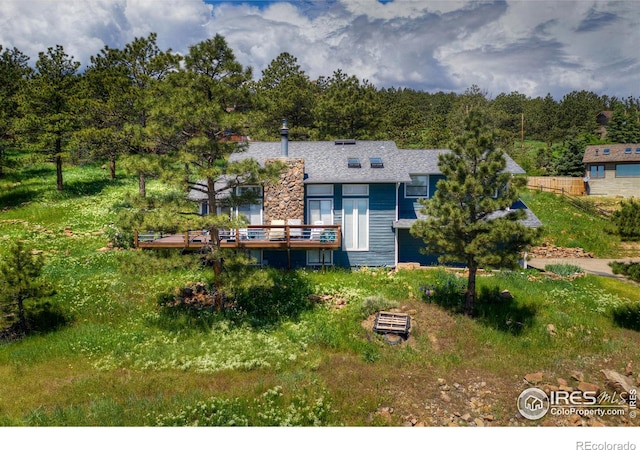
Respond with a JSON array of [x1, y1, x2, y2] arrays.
[[600, 369, 637, 396]]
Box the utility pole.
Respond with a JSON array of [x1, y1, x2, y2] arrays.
[[521, 113, 525, 152]]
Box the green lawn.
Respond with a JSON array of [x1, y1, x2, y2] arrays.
[[1, 161, 640, 426], [520, 190, 631, 258]]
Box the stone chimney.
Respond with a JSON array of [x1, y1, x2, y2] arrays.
[[263, 119, 304, 224]]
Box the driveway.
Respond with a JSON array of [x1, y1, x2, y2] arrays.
[[526, 257, 640, 279]]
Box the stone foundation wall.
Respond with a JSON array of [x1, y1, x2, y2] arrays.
[[263, 158, 305, 224]]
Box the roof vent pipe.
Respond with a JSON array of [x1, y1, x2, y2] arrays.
[[280, 119, 289, 157]]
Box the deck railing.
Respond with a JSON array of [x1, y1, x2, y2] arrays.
[[134, 224, 342, 250]]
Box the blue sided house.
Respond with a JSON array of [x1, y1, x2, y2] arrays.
[[184, 124, 541, 269]]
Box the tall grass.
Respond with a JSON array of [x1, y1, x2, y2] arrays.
[[2, 160, 640, 426], [520, 190, 620, 257]]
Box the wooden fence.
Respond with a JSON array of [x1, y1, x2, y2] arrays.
[[525, 176, 586, 196]]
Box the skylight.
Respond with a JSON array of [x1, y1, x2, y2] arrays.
[[370, 157, 383, 168], [603, 148, 610, 155], [347, 157, 361, 168], [335, 139, 356, 145], [625, 147, 632, 154]]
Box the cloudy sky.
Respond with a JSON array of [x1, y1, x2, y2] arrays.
[[0, 0, 638, 99]]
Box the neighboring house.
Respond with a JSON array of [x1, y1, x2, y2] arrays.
[[596, 111, 613, 139], [185, 124, 541, 269], [583, 144, 640, 197]]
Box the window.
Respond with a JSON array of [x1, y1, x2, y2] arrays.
[[236, 186, 262, 197], [200, 202, 209, 216], [307, 249, 333, 265], [636, 148, 640, 154], [603, 148, 610, 155], [625, 148, 632, 154], [370, 157, 383, 168], [405, 175, 429, 197], [308, 199, 333, 226], [589, 165, 605, 178], [616, 163, 640, 177], [307, 184, 333, 196], [342, 184, 369, 196], [237, 201, 262, 225], [245, 249, 263, 265], [347, 157, 361, 168], [343, 198, 368, 251]]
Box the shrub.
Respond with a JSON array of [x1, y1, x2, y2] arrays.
[[612, 303, 640, 331], [358, 295, 398, 318], [609, 261, 640, 283], [544, 264, 584, 277], [612, 199, 640, 240], [229, 268, 313, 327]]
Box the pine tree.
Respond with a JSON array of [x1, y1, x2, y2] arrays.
[[0, 241, 48, 333], [16, 45, 80, 190], [410, 110, 537, 315]]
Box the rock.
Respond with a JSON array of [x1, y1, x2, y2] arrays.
[[482, 414, 495, 421], [524, 372, 544, 384], [437, 378, 447, 385], [440, 392, 451, 403], [461, 413, 472, 422], [589, 418, 606, 427], [440, 384, 451, 391], [571, 371, 584, 382], [557, 378, 568, 386], [96, 247, 110, 252], [500, 289, 513, 299], [474, 418, 484, 427], [547, 324, 557, 337], [569, 414, 582, 426], [600, 369, 637, 396], [415, 422, 426, 427], [577, 381, 600, 395], [558, 385, 574, 392], [625, 362, 633, 376]]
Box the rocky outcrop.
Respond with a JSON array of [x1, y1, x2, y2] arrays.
[[529, 242, 594, 258]]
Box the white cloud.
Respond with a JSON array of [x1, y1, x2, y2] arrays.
[[0, 0, 636, 98]]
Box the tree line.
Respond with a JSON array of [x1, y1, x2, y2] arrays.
[[1, 32, 640, 188]]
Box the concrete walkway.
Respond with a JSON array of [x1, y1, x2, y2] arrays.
[[527, 257, 640, 279]]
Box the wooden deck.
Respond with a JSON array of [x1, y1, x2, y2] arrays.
[[134, 224, 341, 250]]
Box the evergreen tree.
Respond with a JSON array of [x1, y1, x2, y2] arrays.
[[410, 110, 537, 315], [313, 69, 381, 139], [148, 35, 284, 282], [607, 105, 640, 143], [251, 52, 317, 140], [16, 45, 80, 190], [0, 241, 49, 332], [0, 46, 31, 178], [553, 138, 587, 177]]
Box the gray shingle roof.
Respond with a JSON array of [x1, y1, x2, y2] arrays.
[[584, 144, 640, 163], [393, 199, 542, 229], [229, 140, 526, 183]]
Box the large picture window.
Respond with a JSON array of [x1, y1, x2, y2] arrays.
[[616, 163, 640, 177], [405, 175, 429, 197], [343, 198, 368, 251]]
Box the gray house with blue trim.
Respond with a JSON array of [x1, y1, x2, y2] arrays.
[[187, 126, 541, 268]]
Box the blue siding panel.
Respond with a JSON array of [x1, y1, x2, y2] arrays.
[[398, 175, 444, 220], [332, 183, 396, 267], [397, 229, 440, 266], [262, 250, 307, 269]]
